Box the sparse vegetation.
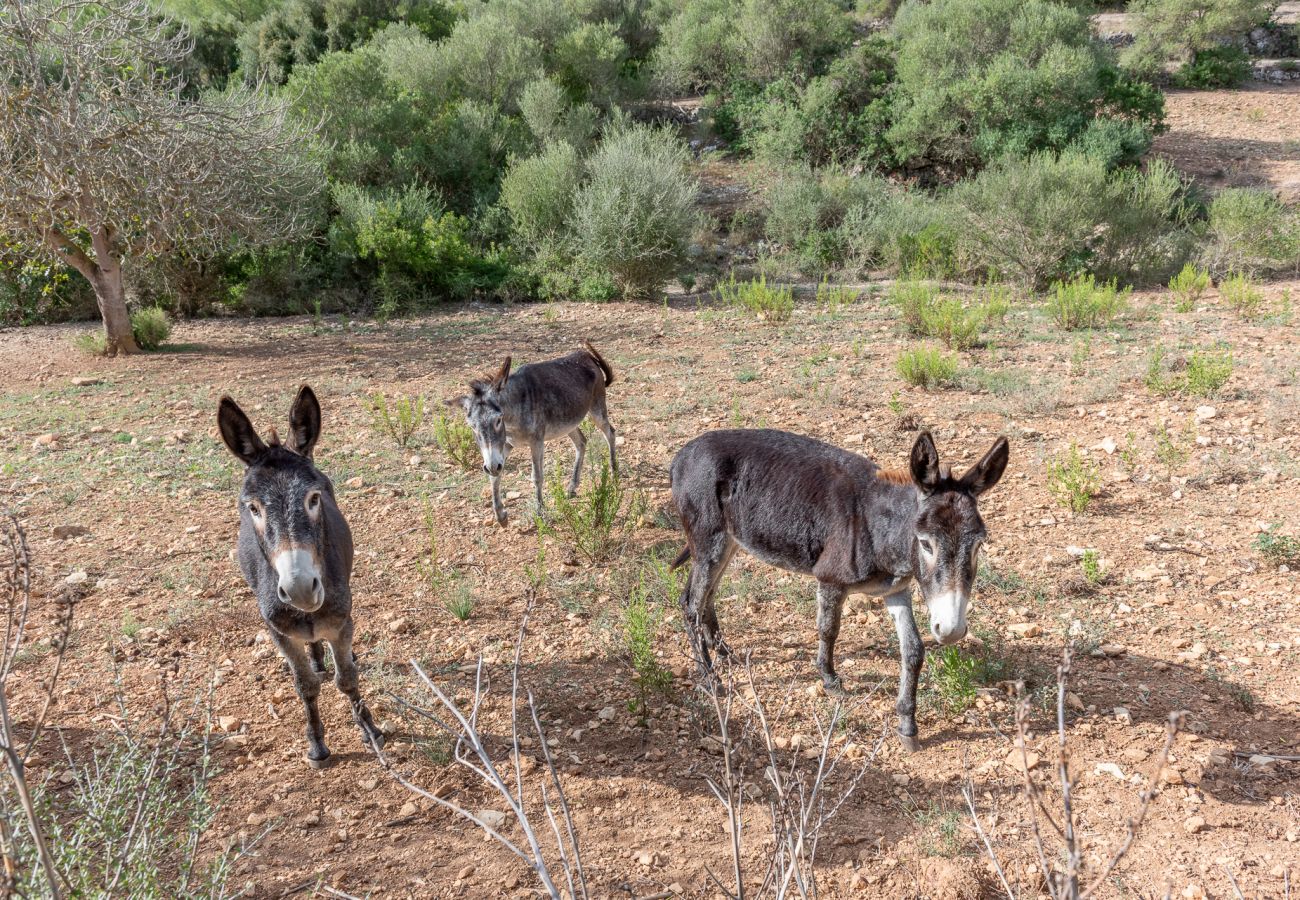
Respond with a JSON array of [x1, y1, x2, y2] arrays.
[[1046, 274, 1129, 330], [367, 392, 425, 449], [896, 346, 958, 389], [1219, 272, 1264, 318], [619, 564, 678, 719], [1254, 525, 1300, 568], [1146, 345, 1233, 397], [1153, 419, 1194, 477], [924, 636, 1007, 714], [539, 455, 643, 564], [1168, 263, 1210, 311], [1079, 549, 1103, 585], [717, 273, 795, 324], [433, 409, 478, 470], [130, 307, 171, 350], [1047, 444, 1102, 513]]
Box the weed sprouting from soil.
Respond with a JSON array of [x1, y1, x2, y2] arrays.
[[1046, 444, 1101, 513], [367, 392, 425, 449], [432, 408, 478, 470]]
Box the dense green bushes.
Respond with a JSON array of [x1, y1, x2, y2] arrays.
[[1198, 188, 1300, 276]]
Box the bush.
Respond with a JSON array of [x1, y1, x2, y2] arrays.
[[887, 0, 1161, 168], [896, 346, 958, 389], [1169, 262, 1210, 311], [620, 564, 679, 718], [925, 640, 1007, 714], [1046, 274, 1129, 330], [130, 307, 171, 350], [1219, 272, 1264, 318], [539, 455, 644, 564], [1145, 345, 1234, 397], [499, 141, 581, 254], [1125, 0, 1273, 76], [1177, 46, 1253, 89], [1047, 444, 1101, 514], [892, 277, 1003, 348], [1199, 188, 1300, 277], [433, 409, 478, 470], [717, 272, 794, 323], [1254, 526, 1300, 569], [367, 392, 425, 448], [570, 122, 700, 298]]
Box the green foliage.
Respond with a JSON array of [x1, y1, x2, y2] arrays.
[[895, 346, 958, 389], [1169, 262, 1210, 311], [367, 392, 424, 448], [432, 408, 478, 470], [1199, 188, 1300, 277], [539, 455, 643, 564], [1045, 274, 1129, 330], [717, 272, 794, 323], [1254, 526, 1300, 568], [925, 638, 1007, 714], [887, 0, 1161, 169], [570, 122, 700, 299], [1152, 418, 1193, 476], [500, 141, 581, 254], [130, 307, 171, 350], [73, 331, 107, 355], [1176, 46, 1252, 89], [1184, 348, 1234, 396], [416, 504, 474, 620], [892, 278, 1004, 349], [1046, 443, 1101, 513], [1125, 0, 1273, 75], [1080, 549, 1103, 585], [620, 563, 680, 718], [1219, 272, 1264, 318]]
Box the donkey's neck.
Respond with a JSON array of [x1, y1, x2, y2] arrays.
[[863, 473, 920, 579]]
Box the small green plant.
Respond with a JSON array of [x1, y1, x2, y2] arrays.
[[1219, 272, 1264, 319], [920, 297, 985, 350], [890, 276, 939, 333], [432, 408, 478, 470], [1153, 419, 1193, 478], [924, 638, 1007, 714], [815, 277, 856, 314], [716, 272, 794, 324], [895, 346, 957, 389], [523, 541, 548, 593], [620, 565, 678, 719], [121, 612, 141, 638], [1046, 443, 1101, 513], [1254, 525, 1300, 568], [1118, 430, 1139, 472], [1069, 334, 1092, 377], [442, 581, 476, 621], [367, 393, 424, 449], [1046, 274, 1129, 330], [1079, 549, 1103, 585], [887, 391, 905, 418], [73, 331, 107, 355], [1168, 263, 1210, 312], [416, 505, 473, 620], [130, 307, 171, 350], [1184, 348, 1233, 397], [539, 455, 643, 564]]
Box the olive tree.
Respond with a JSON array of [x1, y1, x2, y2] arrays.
[[0, 0, 322, 354]]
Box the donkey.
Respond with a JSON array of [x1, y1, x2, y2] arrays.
[[218, 385, 385, 768], [670, 429, 1008, 750], [449, 341, 617, 527]]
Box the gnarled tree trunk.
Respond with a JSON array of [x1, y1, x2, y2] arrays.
[[43, 226, 139, 355]]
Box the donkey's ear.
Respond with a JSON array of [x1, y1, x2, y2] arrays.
[[288, 384, 322, 459], [491, 356, 512, 390], [445, 395, 471, 413], [218, 396, 267, 466], [959, 436, 1009, 497], [908, 431, 942, 493]]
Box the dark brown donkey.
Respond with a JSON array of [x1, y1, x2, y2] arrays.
[[218, 386, 384, 767], [670, 429, 1008, 750]]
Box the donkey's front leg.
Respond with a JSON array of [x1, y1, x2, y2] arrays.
[[489, 473, 507, 527], [885, 589, 924, 752], [328, 621, 385, 752], [815, 581, 848, 695], [272, 632, 330, 767]]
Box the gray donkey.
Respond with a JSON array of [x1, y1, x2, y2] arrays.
[[450, 341, 617, 527], [670, 429, 1008, 750], [218, 386, 385, 768]]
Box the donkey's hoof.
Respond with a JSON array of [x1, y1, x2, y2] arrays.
[[305, 751, 332, 769], [363, 730, 386, 751], [495, 512, 509, 528], [821, 676, 847, 697], [896, 731, 921, 753]]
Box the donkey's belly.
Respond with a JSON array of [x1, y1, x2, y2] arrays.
[[848, 575, 912, 598]]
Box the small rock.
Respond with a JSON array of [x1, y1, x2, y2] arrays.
[[33, 433, 58, 449], [303, 811, 321, 827], [1122, 747, 1148, 763], [1113, 706, 1132, 725], [217, 716, 242, 733], [388, 617, 408, 634], [1007, 622, 1041, 638], [399, 800, 419, 817], [637, 851, 655, 868], [596, 705, 616, 722], [1183, 816, 1207, 834], [506, 491, 522, 501], [1065, 691, 1085, 711], [71, 377, 102, 387], [344, 476, 364, 489], [1194, 406, 1216, 422], [1092, 436, 1117, 455], [359, 777, 379, 791], [408, 455, 421, 467], [64, 571, 88, 586], [1004, 748, 1040, 772], [476, 809, 507, 831], [457, 864, 475, 880], [1099, 644, 1127, 657], [891, 773, 911, 787], [52, 524, 90, 540], [1094, 762, 1127, 781]]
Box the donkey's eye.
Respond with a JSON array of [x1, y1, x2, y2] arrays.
[[247, 500, 262, 517], [305, 491, 321, 513], [918, 538, 934, 554]]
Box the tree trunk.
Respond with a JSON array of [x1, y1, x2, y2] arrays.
[[90, 261, 138, 356]]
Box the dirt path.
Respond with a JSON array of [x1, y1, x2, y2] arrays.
[[2, 283, 1298, 898]]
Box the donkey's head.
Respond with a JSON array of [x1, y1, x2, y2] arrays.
[[218, 385, 332, 613], [905, 432, 1009, 646], [448, 357, 511, 477]]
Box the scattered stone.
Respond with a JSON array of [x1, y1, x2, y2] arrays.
[[1007, 622, 1041, 638], [399, 800, 419, 817], [303, 811, 321, 827], [1099, 644, 1127, 657], [637, 851, 655, 868], [476, 809, 507, 831], [1122, 747, 1149, 763], [52, 524, 90, 540], [506, 491, 522, 501], [1113, 706, 1133, 725], [344, 476, 364, 489], [1094, 762, 1127, 781], [1194, 406, 1217, 422], [1004, 748, 1040, 772], [1065, 691, 1085, 711], [71, 377, 102, 387], [891, 773, 911, 787], [1183, 815, 1207, 834], [64, 571, 88, 586], [359, 777, 379, 791], [388, 617, 408, 634], [596, 705, 616, 722], [33, 433, 58, 449], [217, 716, 242, 733], [1092, 437, 1117, 455], [457, 864, 475, 881], [408, 455, 421, 467]]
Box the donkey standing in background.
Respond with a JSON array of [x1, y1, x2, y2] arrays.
[[449, 341, 618, 527], [218, 385, 385, 768], [670, 429, 1009, 750]]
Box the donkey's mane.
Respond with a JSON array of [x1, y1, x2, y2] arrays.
[[874, 468, 913, 487]]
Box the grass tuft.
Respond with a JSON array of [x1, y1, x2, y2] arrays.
[[896, 346, 957, 389], [1046, 443, 1101, 513]]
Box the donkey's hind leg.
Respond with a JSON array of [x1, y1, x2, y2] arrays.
[[566, 427, 587, 497], [309, 640, 328, 675], [678, 533, 736, 674], [815, 581, 848, 694], [588, 393, 617, 479]]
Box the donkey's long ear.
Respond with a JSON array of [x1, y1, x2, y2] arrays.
[[959, 436, 1009, 497], [909, 431, 942, 493], [218, 396, 267, 466], [288, 384, 322, 459], [491, 356, 512, 391]]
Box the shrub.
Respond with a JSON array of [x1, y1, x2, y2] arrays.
[[518, 78, 598, 151], [499, 141, 581, 254], [620, 564, 679, 718], [539, 455, 644, 564], [1125, 0, 1273, 76], [1047, 444, 1101, 514], [1177, 46, 1253, 89], [1153, 418, 1193, 476], [1080, 549, 1103, 585], [570, 123, 700, 298], [1169, 262, 1210, 311], [1046, 274, 1129, 330], [1254, 526, 1300, 568], [433, 409, 478, 470], [717, 272, 795, 323], [1219, 272, 1264, 318], [925, 639, 1006, 714], [1184, 348, 1234, 396], [887, 0, 1161, 169], [896, 346, 958, 389], [130, 307, 171, 350], [1199, 188, 1300, 277], [367, 392, 424, 448], [892, 278, 998, 348]]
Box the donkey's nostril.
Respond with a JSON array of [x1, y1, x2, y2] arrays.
[[311, 577, 321, 594]]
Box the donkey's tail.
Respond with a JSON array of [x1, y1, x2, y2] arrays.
[[669, 546, 691, 570], [583, 340, 615, 387]]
